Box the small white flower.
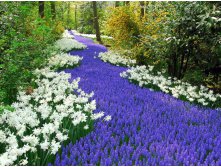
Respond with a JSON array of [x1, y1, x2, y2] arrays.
[[50, 140, 61, 155], [189, 98, 194, 102], [33, 128, 41, 136], [91, 111, 104, 120], [56, 132, 68, 142], [71, 112, 87, 126], [83, 125, 89, 130], [19, 158, 28, 165], [40, 140, 50, 151], [22, 135, 39, 147], [104, 115, 112, 121], [0, 130, 6, 143]]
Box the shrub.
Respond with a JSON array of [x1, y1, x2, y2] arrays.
[[105, 6, 140, 49]]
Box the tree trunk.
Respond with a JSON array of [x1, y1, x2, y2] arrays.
[[168, 44, 178, 78], [75, 5, 78, 30], [39, 1, 44, 18], [183, 53, 190, 76], [61, 4, 64, 20], [140, 1, 145, 20], [67, 2, 70, 29], [178, 47, 185, 79], [173, 53, 178, 77], [115, 1, 119, 7], [50, 2, 56, 20], [92, 1, 102, 43], [167, 43, 178, 78], [125, 1, 130, 6]]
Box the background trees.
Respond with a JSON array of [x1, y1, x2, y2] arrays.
[[39, 1, 44, 18], [0, 1, 220, 105], [77, 2, 108, 34], [165, 2, 221, 82], [102, 1, 221, 92]]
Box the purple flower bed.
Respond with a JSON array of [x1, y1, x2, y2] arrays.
[[49, 32, 221, 166]]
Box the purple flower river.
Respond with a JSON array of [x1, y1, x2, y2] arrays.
[[50, 32, 221, 166]]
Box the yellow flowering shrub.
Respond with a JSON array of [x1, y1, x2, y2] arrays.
[[105, 6, 139, 49], [104, 2, 176, 68]]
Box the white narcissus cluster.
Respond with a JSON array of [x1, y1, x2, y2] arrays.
[[0, 30, 112, 166], [0, 68, 102, 166], [71, 30, 113, 39], [48, 53, 83, 70], [120, 65, 221, 108], [55, 38, 86, 52], [98, 51, 136, 67], [62, 30, 74, 39]]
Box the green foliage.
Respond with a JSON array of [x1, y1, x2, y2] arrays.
[[183, 68, 205, 85], [0, 105, 14, 115], [158, 1, 221, 92], [0, 2, 62, 104]]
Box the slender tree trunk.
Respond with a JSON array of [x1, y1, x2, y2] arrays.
[[167, 60, 173, 76], [168, 53, 177, 78], [115, 1, 119, 7], [168, 43, 178, 77], [178, 51, 185, 79], [125, 1, 130, 6], [51, 2, 56, 20], [183, 54, 190, 76], [182, 43, 192, 78], [61, 4, 64, 20], [67, 2, 70, 29], [140, 1, 145, 20], [173, 53, 178, 77], [92, 1, 102, 43], [39, 1, 44, 18], [169, 45, 178, 78], [75, 5, 78, 30], [144, 1, 146, 15]]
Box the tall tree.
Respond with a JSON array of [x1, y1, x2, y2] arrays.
[[115, 1, 119, 7], [61, 3, 64, 20], [125, 1, 130, 6], [92, 1, 101, 43], [67, 2, 70, 28], [140, 1, 145, 20], [39, 1, 44, 18], [75, 4, 78, 30], [50, 2, 56, 20]]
